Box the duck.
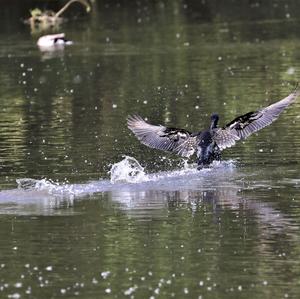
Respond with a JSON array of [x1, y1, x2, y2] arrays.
[[127, 88, 299, 169], [37, 33, 73, 48]]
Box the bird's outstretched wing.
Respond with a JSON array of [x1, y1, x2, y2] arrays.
[[213, 88, 299, 150], [127, 115, 198, 157]]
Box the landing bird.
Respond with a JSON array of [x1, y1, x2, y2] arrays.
[[127, 88, 299, 169]]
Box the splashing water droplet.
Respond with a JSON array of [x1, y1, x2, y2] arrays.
[[110, 156, 148, 183], [16, 178, 57, 191]]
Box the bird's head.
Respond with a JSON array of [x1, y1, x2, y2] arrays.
[[210, 113, 219, 129]]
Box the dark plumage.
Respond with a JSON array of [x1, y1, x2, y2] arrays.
[[127, 89, 299, 169]]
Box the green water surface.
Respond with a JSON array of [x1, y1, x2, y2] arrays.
[[0, 1, 300, 298]]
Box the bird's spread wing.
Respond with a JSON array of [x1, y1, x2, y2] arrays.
[[213, 88, 299, 151], [127, 115, 198, 157]]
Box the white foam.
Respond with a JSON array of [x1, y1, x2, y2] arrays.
[[0, 157, 237, 215], [17, 178, 58, 192], [110, 156, 149, 183], [14, 157, 236, 195]]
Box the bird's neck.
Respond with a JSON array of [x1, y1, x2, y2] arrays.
[[210, 118, 218, 130]]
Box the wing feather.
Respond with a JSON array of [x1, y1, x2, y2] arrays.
[[214, 88, 299, 150], [127, 115, 198, 157]]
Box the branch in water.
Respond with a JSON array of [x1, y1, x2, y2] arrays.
[[27, 0, 91, 29], [55, 0, 91, 18]]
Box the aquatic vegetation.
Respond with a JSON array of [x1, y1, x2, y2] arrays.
[[25, 0, 91, 32]]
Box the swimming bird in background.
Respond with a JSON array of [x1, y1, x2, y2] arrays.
[[37, 33, 73, 49], [127, 88, 299, 169]]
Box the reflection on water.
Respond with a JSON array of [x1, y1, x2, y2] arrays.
[[0, 160, 299, 298], [1, 1, 300, 299], [0, 157, 298, 237]]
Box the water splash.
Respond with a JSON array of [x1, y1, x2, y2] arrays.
[[5, 157, 238, 205], [109, 156, 236, 184], [110, 156, 148, 183], [16, 178, 76, 197], [17, 178, 58, 192], [0, 157, 240, 216]]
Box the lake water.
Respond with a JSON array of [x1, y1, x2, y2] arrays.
[[0, 1, 300, 298]]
